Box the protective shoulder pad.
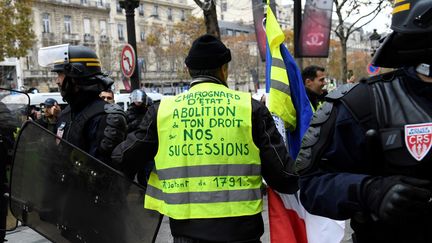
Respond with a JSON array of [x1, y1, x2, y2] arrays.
[[300, 102, 333, 149], [310, 102, 333, 126], [104, 103, 125, 115], [325, 83, 358, 101], [295, 103, 337, 174], [99, 107, 127, 159]]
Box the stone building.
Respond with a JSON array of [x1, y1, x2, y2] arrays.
[[21, 0, 193, 93]]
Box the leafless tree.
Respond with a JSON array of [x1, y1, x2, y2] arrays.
[[333, 0, 391, 82], [193, 0, 221, 38]]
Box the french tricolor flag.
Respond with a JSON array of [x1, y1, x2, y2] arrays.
[[268, 188, 345, 243], [265, 1, 345, 242]]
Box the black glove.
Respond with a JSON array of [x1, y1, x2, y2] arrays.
[[361, 175, 432, 223]]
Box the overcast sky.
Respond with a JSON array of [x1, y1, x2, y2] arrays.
[[187, 0, 393, 34], [280, 0, 393, 33]]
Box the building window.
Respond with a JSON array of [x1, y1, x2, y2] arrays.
[[151, 5, 159, 18], [170, 60, 175, 72], [167, 8, 172, 21], [64, 16, 72, 34], [181, 10, 185, 21], [116, 1, 122, 12], [97, 0, 103, 7], [169, 33, 173, 43], [139, 4, 144, 16], [118, 24, 124, 41], [42, 13, 50, 33], [140, 31, 145, 41], [81, 0, 87, 4], [83, 18, 91, 34], [99, 20, 107, 36], [221, 1, 227, 11]]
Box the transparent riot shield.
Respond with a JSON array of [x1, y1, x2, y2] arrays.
[[0, 88, 30, 236], [10, 121, 162, 243]]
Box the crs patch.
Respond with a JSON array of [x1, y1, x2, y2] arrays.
[[405, 123, 432, 161]]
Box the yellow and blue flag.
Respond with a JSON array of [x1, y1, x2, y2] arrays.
[[265, 1, 313, 158]]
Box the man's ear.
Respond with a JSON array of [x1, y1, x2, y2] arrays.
[[304, 78, 312, 88], [220, 64, 229, 82]]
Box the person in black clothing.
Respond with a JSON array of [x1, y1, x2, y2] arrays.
[[301, 65, 327, 110], [28, 105, 40, 121], [0, 102, 20, 242], [296, 1, 432, 242], [99, 89, 114, 104], [35, 98, 61, 133], [37, 44, 128, 165], [126, 89, 154, 187], [126, 89, 152, 133], [112, 34, 298, 243], [38, 44, 128, 242]]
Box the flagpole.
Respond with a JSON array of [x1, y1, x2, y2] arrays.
[[294, 0, 303, 70]]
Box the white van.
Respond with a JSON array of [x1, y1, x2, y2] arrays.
[[28, 92, 67, 108], [115, 92, 164, 111]]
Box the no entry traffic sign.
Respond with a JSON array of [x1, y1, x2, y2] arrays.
[[120, 44, 136, 78], [367, 63, 381, 75]]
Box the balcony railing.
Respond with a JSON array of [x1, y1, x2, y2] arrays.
[[100, 35, 109, 43], [41, 32, 55, 39], [23, 70, 56, 78], [42, 0, 110, 10], [84, 33, 95, 43], [62, 33, 80, 41], [41, 32, 58, 46]]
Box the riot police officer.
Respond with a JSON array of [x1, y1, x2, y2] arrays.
[[0, 102, 19, 242], [126, 89, 152, 133], [296, 1, 432, 242], [38, 44, 128, 242], [38, 44, 127, 166]]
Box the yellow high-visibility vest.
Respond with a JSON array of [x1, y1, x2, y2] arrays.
[[145, 82, 262, 220]]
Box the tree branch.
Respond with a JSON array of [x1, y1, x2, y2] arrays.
[[193, 0, 203, 9], [346, 1, 386, 35]]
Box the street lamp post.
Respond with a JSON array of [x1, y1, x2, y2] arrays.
[[369, 29, 381, 57], [120, 0, 140, 90]]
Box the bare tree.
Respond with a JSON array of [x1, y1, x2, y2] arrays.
[[172, 16, 206, 81], [193, 0, 220, 38], [333, 0, 391, 82], [224, 34, 259, 91]]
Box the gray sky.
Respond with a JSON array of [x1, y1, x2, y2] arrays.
[[187, 0, 393, 34], [280, 0, 393, 33]]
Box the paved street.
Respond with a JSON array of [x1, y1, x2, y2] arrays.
[[5, 196, 353, 243]]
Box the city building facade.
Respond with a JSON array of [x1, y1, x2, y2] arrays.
[[5, 0, 377, 94], [20, 0, 193, 93]]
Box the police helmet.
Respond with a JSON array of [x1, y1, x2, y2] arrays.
[[130, 89, 152, 106], [38, 44, 113, 87], [391, 0, 432, 34], [372, 0, 432, 68]]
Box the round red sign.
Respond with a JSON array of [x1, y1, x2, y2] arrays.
[[367, 63, 380, 75], [120, 44, 136, 78]]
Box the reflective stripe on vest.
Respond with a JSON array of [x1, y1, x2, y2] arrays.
[[145, 82, 262, 219]]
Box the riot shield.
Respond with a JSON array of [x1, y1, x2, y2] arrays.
[[0, 88, 30, 236], [10, 121, 162, 243]]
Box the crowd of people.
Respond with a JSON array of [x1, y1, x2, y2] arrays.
[[1, 1, 432, 242]]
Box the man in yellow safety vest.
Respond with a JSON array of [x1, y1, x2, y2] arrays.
[[113, 34, 298, 243]]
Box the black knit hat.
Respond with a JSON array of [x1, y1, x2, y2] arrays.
[[185, 34, 231, 69]]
